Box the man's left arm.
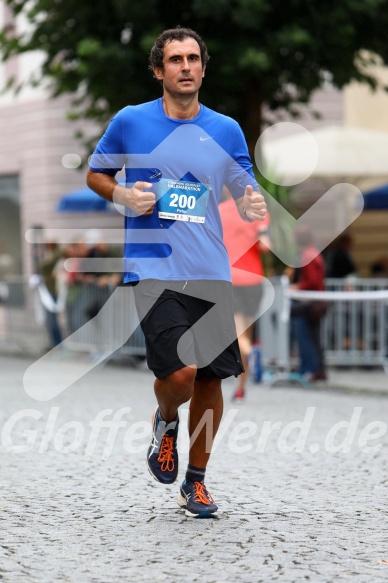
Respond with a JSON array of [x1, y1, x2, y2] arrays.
[[225, 123, 266, 222]]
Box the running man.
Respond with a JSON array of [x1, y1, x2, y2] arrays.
[[87, 27, 266, 518]]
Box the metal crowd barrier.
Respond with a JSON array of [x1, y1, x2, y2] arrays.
[[258, 276, 388, 375], [1, 276, 387, 373], [64, 282, 146, 359], [0, 276, 49, 354], [323, 278, 388, 371], [258, 276, 292, 377], [0, 277, 146, 360]]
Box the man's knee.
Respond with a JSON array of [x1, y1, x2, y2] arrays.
[[166, 366, 197, 399]]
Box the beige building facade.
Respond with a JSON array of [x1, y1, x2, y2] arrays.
[[344, 66, 388, 276], [0, 1, 122, 277], [0, 94, 123, 276], [344, 65, 388, 132]]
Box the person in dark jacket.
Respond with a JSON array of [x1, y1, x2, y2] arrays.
[[290, 226, 327, 381]]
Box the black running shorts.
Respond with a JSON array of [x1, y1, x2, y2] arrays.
[[132, 279, 244, 380]]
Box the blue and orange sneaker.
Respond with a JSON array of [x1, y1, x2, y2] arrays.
[[147, 407, 179, 484], [177, 480, 218, 518]]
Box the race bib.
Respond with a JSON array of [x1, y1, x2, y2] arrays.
[[157, 176, 210, 223]]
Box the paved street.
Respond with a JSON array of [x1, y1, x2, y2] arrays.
[[1, 354, 388, 582]]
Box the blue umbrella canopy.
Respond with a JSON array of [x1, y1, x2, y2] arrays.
[[363, 184, 388, 210], [57, 187, 115, 212]]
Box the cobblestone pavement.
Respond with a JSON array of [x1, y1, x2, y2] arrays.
[[1, 355, 388, 582]]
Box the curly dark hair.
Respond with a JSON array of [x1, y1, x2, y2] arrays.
[[149, 26, 210, 72]]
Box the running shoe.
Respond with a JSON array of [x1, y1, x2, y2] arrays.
[[147, 407, 179, 484], [231, 387, 245, 401], [177, 480, 218, 518], [310, 371, 328, 382]]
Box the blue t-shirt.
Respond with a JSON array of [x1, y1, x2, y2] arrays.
[[90, 98, 258, 283]]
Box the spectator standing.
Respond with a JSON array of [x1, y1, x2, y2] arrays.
[[326, 234, 356, 278], [219, 193, 270, 400], [64, 239, 89, 334], [80, 230, 122, 321], [39, 242, 65, 349], [290, 226, 327, 382]]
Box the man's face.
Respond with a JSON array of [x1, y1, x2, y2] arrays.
[[153, 37, 205, 97]]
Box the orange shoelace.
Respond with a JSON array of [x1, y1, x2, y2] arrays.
[[157, 434, 175, 472], [193, 482, 214, 506]]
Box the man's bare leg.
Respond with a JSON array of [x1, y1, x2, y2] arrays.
[[150, 369, 222, 515], [175, 377, 222, 517], [154, 365, 197, 421], [188, 377, 223, 468], [147, 366, 197, 485]]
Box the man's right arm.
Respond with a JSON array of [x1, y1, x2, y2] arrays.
[[86, 169, 156, 216]]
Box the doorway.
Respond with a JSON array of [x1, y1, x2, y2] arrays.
[[0, 174, 21, 278]]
